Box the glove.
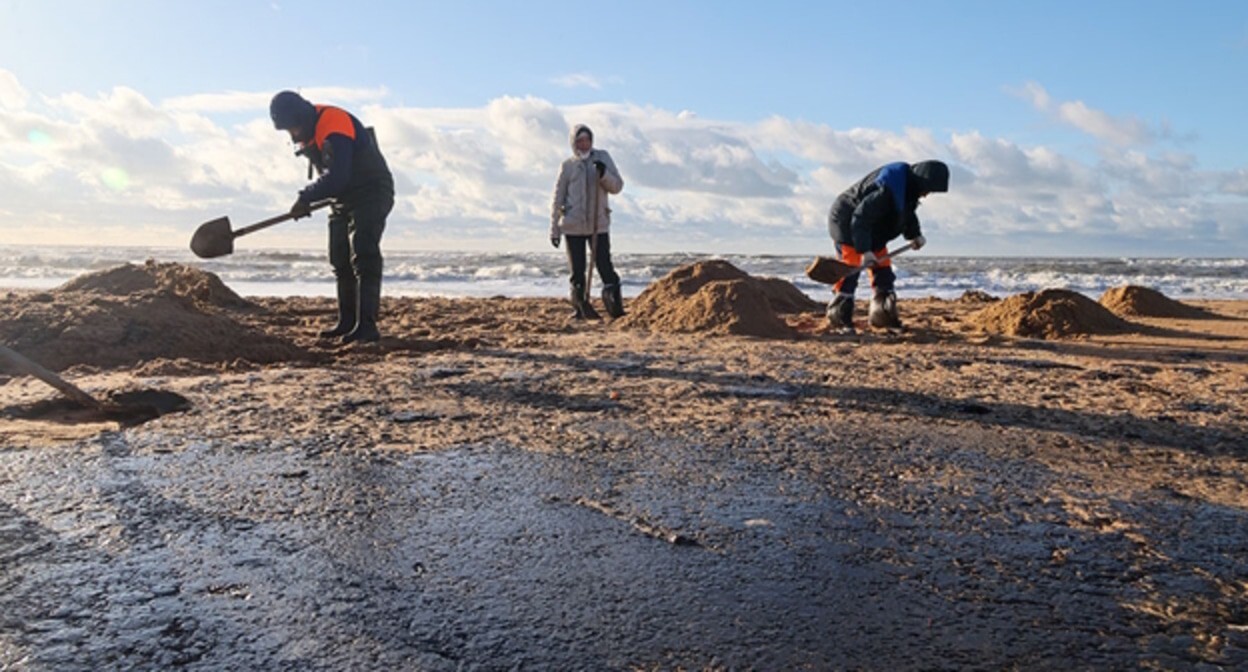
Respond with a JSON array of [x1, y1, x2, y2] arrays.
[[550, 236, 561, 249], [593, 160, 606, 178], [908, 234, 926, 251], [290, 197, 312, 220], [861, 251, 879, 268]]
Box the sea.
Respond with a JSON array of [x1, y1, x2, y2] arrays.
[[1, 245, 1245, 301]]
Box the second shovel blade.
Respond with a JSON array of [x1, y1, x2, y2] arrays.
[[805, 256, 862, 285]]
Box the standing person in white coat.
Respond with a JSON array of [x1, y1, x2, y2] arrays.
[[550, 124, 625, 319]]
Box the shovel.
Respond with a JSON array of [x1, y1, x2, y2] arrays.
[[0, 344, 116, 413], [190, 200, 332, 259], [0, 344, 173, 423], [805, 240, 918, 285]]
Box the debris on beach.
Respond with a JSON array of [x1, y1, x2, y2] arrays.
[[617, 260, 818, 338], [1099, 285, 1217, 319], [969, 288, 1135, 339], [1, 261, 312, 371]]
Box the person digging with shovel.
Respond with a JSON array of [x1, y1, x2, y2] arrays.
[[270, 90, 395, 344], [550, 124, 626, 319], [825, 160, 949, 333]]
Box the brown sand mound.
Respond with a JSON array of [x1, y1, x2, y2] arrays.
[[969, 288, 1136, 339], [958, 289, 999, 304], [753, 276, 824, 314], [1099, 285, 1215, 319], [58, 260, 251, 309], [2, 264, 310, 371], [618, 260, 801, 338]]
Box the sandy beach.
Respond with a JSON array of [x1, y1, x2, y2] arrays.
[[1, 260, 1246, 669]]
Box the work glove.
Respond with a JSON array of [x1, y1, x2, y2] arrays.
[[593, 160, 606, 178], [550, 236, 561, 248], [290, 197, 312, 220], [908, 234, 926, 251], [861, 251, 879, 268]]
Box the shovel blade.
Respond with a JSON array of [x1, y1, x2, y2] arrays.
[[190, 217, 235, 258], [805, 256, 862, 285]]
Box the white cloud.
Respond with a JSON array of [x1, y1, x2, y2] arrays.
[[551, 73, 603, 90], [0, 68, 1245, 256], [0, 70, 28, 110], [1221, 169, 1248, 196], [162, 85, 388, 114], [1012, 81, 1157, 147]]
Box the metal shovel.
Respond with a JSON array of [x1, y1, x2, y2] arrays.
[[805, 240, 918, 286], [0, 344, 175, 423], [0, 344, 116, 413], [190, 200, 331, 259]]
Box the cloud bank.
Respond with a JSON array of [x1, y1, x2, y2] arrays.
[[0, 69, 1243, 256]]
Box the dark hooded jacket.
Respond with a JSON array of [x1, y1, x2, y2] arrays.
[[297, 105, 394, 205], [827, 160, 949, 252], [271, 92, 393, 206]]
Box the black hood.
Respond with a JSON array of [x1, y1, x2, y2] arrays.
[[270, 91, 317, 133], [910, 160, 949, 193]]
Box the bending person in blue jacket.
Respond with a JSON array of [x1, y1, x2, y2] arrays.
[[826, 160, 949, 332]]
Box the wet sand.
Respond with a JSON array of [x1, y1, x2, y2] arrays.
[[2, 282, 1247, 669]]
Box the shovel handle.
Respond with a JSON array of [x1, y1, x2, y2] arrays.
[[233, 200, 333, 238], [862, 240, 917, 268], [883, 240, 917, 261], [0, 344, 104, 411]]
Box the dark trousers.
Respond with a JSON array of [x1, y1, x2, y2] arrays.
[[565, 232, 620, 290], [328, 194, 394, 283]]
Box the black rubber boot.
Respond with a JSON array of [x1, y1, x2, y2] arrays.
[[319, 277, 358, 338], [869, 289, 902, 329], [601, 283, 625, 318], [342, 277, 381, 343], [826, 294, 855, 333], [570, 285, 600, 320]]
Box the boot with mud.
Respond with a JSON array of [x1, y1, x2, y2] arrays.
[[318, 277, 358, 338], [601, 283, 625, 318], [869, 289, 902, 330], [569, 284, 601, 320], [342, 277, 381, 343], [826, 293, 855, 334]]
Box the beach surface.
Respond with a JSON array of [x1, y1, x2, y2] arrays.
[[1, 261, 1246, 670]]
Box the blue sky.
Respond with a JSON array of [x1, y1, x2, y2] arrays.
[[1, 0, 1246, 256]]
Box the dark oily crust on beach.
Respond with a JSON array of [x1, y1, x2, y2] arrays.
[[1, 270, 1247, 669]]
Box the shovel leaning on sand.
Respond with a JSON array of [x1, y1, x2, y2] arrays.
[[0, 344, 128, 415], [190, 200, 332, 259], [805, 240, 918, 285]]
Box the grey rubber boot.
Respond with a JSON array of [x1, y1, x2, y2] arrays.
[[570, 284, 600, 320], [869, 289, 902, 329], [601, 283, 625, 318], [343, 277, 381, 343], [319, 277, 358, 338], [826, 294, 855, 333]]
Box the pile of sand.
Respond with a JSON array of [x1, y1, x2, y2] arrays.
[[969, 288, 1136, 339], [618, 260, 817, 338], [1099, 285, 1215, 319], [958, 289, 999, 304], [58, 260, 252, 309], [1, 262, 312, 371]]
